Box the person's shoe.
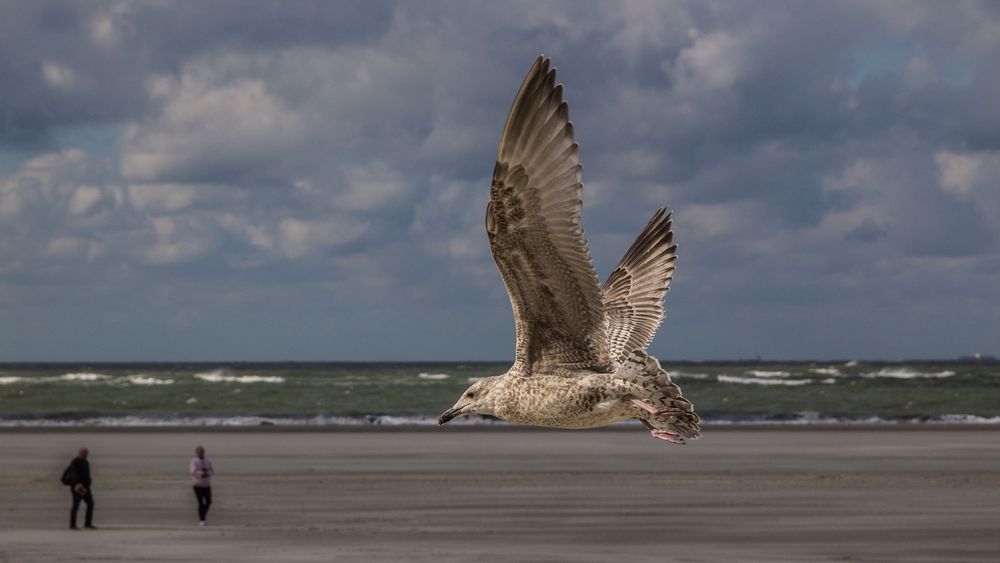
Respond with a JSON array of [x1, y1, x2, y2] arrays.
[[84, 524, 97, 530], [199, 520, 206, 526], [69, 525, 78, 530]]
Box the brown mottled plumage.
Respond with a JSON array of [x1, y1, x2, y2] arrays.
[[439, 56, 700, 444]]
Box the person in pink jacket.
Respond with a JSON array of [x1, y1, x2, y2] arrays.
[[190, 446, 214, 525]]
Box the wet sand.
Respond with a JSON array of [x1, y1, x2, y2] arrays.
[[0, 427, 997, 562]]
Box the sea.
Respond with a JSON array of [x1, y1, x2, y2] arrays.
[[1, 361, 998, 427]]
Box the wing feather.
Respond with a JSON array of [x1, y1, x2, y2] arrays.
[[488, 56, 609, 375], [602, 208, 677, 365]]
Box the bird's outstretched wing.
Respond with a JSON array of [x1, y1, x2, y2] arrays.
[[602, 209, 677, 366], [487, 56, 609, 375]]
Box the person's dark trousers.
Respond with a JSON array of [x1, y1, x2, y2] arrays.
[[70, 489, 94, 528], [193, 486, 212, 520]]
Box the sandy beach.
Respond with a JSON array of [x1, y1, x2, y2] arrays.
[[0, 427, 997, 562]]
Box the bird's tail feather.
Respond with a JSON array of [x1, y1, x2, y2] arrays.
[[615, 350, 701, 440]]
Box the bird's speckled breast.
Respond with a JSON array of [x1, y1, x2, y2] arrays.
[[493, 374, 638, 429]]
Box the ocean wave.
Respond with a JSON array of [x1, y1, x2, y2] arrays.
[[745, 370, 791, 377], [194, 370, 284, 383], [417, 373, 450, 380], [719, 375, 813, 386], [60, 372, 111, 381], [844, 361, 859, 367], [672, 372, 712, 380], [0, 376, 27, 385], [810, 367, 842, 376], [0, 414, 497, 428], [860, 368, 956, 379], [1, 413, 999, 428], [125, 375, 174, 386]]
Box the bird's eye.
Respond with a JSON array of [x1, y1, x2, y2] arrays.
[[465, 391, 475, 399]]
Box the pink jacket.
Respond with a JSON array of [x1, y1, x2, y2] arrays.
[[190, 457, 213, 487]]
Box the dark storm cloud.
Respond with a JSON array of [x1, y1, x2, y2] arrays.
[[1, 1, 999, 361], [0, 1, 392, 148]]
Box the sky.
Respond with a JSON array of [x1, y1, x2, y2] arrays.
[[1, 1, 999, 362]]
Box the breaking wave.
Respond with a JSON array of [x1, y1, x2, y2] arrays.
[[745, 370, 791, 377], [672, 372, 712, 380], [861, 368, 956, 379], [60, 373, 111, 381], [126, 375, 174, 386], [417, 373, 450, 380], [194, 370, 285, 384], [719, 375, 813, 386]]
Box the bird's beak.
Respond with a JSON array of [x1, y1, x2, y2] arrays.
[[438, 406, 464, 425]]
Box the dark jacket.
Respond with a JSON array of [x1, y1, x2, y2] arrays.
[[68, 457, 91, 487]]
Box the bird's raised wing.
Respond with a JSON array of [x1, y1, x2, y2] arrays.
[[487, 56, 609, 375], [602, 209, 677, 366]]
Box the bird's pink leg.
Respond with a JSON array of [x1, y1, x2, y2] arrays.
[[650, 429, 687, 444], [634, 400, 688, 445]]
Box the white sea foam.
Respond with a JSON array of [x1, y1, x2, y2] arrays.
[[466, 376, 485, 383], [417, 373, 450, 380], [0, 414, 502, 428], [672, 372, 712, 380], [60, 372, 110, 381], [935, 414, 1000, 424], [719, 375, 813, 386], [844, 360, 859, 367], [820, 378, 837, 384], [2, 413, 997, 428], [810, 367, 842, 376], [126, 375, 174, 386], [861, 368, 956, 379], [194, 370, 284, 383], [0, 376, 27, 385], [745, 370, 791, 377]]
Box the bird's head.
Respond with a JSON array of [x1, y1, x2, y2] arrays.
[[438, 376, 503, 425]]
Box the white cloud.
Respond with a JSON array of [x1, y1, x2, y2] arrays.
[[277, 217, 365, 259], [143, 215, 215, 265], [670, 31, 749, 92], [679, 201, 767, 242], [936, 150, 1000, 198], [597, 1, 691, 62], [42, 61, 76, 90], [216, 213, 274, 251], [0, 180, 23, 218], [46, 237, 81, 256], [128, 183, 197, 213], [69, 185, 103, 215], [333, 162, 408, 211], [936, 150, 1000, 224], [121, 71, 306, 182]]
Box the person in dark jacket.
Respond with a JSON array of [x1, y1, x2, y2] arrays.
[[67, 447, 96, 529]]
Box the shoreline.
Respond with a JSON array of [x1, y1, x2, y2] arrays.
[[2, 427, 998, 561], [2, 422, 1000, 433]]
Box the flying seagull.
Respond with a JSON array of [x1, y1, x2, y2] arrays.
[[439, 56, 700, 444]]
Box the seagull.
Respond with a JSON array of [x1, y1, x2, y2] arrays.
[[438, 56, 700, 444]]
